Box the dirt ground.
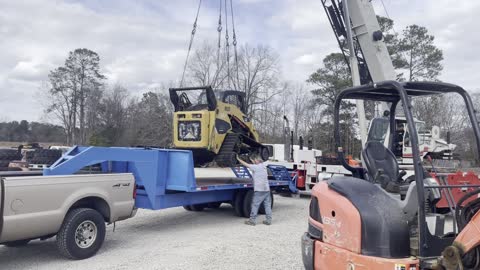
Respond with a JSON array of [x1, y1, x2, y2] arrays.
[[0, 194, 309, 270]]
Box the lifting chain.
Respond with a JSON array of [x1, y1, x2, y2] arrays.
[[179, 0, 240, 89], [180, 0, 202, 87], [216, 0, 222, 69], [224, 0, 231, 88], [230, 0, 240, 89]]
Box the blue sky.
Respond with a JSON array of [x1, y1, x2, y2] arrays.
[[1, 0, 479, 121]]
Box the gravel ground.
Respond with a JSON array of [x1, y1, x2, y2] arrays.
[[0, 194, 309, 270]]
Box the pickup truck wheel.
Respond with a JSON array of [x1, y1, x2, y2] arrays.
[[56, 208, 106, 260], [4, 239, 30, 247]]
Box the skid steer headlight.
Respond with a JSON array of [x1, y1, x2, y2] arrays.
[[192, 114, 202, 118], [178, 121, 201, 141]]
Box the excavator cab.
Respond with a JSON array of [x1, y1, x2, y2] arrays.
[[302, 81, 480, 269]]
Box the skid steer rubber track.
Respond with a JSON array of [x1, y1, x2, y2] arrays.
[[215, 133, 240, 167]]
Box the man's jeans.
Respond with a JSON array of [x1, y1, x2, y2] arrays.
[[249, 191, 272, 222]]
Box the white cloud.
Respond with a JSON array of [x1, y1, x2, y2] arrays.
[[1, 0, 480, 122]]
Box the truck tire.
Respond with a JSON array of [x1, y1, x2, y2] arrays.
[[0, 160, 10, 167], [242, 190, 255, 218], [3, 239, 31, 247], [32, 149, 62, 158], [0, 149, 21, 161], [190, 204, 206, 211], [259, 192, 274, 214], [56, 208, 106, 260], [29, 149, 62, 165], [233, 191, 246, 217], [207, 202, 222, 209], [183, 205, 193, 211]]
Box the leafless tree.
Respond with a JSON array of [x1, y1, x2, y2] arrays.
[[187, 42, 280, 118], [187, 42, 229, 89], [46, 49, 105, 145], [234, 44, 280, 117]]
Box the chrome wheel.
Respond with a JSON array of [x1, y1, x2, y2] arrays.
[[75, 220, 97, 249]]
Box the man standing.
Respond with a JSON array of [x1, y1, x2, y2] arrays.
[[236, 155, 272, 226]]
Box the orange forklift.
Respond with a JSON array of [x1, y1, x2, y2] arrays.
[[302, 81, 480, 270]]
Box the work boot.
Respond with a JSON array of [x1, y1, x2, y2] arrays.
[[263, 220, 272, 226], [244, 220, 256, 226]]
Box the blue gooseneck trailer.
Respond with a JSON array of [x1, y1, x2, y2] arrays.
[[44, 146, 296, 217]]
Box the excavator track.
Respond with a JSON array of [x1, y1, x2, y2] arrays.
[[215, 133, 240, 167]]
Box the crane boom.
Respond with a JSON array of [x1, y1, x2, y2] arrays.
[[346, 0, 396, 82], [322, 0, 397, 146], [322, 0, 396, 83]]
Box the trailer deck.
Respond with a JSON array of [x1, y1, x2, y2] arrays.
[[42, 146, 296, 213]]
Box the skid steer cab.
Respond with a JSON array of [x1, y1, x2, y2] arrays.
[[169, 86, 268, 167], [302, 81, 480, 270]]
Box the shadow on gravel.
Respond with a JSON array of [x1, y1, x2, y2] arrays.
[[0, 195, 306, 266], [0, 235, 125, 265], [131, 204, 244, 232]]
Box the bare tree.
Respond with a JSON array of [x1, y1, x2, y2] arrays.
[[46, 48, 105, 145], [187, 42, 280, 117], [234, 44, 280, 117], [122, 90, 173, 147], [187, 42, 229, 89]]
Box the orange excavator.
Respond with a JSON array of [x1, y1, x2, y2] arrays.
[[301, 81, 480, 270]]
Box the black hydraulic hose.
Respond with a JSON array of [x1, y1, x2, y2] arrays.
[[454, 189, 480, 269], [455, 189, 480, 230]]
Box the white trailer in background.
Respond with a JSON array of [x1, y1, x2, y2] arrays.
[[265, 143, 352, 194]]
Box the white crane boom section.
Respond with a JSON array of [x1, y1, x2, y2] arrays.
[[346, 0, 397, 82]]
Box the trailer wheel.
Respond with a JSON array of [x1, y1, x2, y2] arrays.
[[207, 202, 222, 209], [242, 190, 255, 218], [56, 208, 106, 260], [259, 192, 274, 214], [3, 239, 31, 247], [190, 204, 206, 211], [233, 191, 246, 217]]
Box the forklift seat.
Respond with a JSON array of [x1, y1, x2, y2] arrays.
[[362, 141, 401, 193]]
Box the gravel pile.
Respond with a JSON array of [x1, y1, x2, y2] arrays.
[[0, 195, 310, 270]]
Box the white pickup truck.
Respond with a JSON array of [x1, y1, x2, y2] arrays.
[[0, 172, 136, 259]]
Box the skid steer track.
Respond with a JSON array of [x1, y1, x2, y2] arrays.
[[215, 133, 240, 167]]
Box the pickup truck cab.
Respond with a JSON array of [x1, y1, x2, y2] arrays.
[[0, 173, 136, 259]]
